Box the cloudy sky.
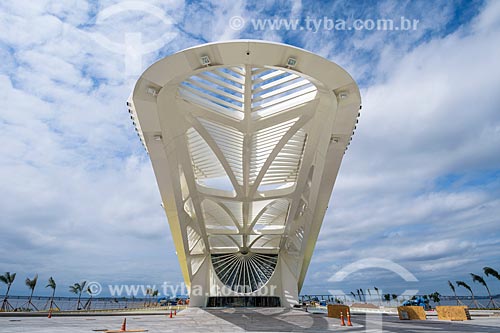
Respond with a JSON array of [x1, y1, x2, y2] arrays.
[[1, 0, 499, 298]]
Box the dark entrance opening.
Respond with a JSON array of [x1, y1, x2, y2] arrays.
[[206, 296, 281, 307]]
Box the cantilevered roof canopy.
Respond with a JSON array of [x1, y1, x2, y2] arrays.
[[128, 40, 360, 302]]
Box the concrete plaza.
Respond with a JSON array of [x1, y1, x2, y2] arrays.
[[1, 308, 499, 332]]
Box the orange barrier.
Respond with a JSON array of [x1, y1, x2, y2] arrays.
[[397, 306, 426, 320], [435, 306, 471, 321], [327, 304, 350, 319]]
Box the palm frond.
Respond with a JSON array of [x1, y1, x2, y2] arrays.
[[456, 280, 472, 293], [0, 272, 16, 284], [46, 277, 56, 290], [470, 273, 487, 287], [69, 284, 80, 294], [484, 267, 500, 280], [25, 274, 38, 289]]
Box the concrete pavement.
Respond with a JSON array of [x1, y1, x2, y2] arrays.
[[1, 307, 499, 332]]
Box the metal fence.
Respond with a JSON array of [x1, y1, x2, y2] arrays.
[[2, 294, 499, 311], [0, 295, 172, 312]]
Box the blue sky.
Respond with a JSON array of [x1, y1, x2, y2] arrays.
[[1, 0, 500, 299]]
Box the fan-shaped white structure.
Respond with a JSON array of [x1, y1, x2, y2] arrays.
[[128, 41, 361, 307]]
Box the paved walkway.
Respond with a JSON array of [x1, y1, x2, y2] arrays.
[[0, 307, 499, 332]]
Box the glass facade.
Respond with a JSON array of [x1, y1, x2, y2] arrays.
[[207, 296, 281, 307], [211, 253, 278, 293]]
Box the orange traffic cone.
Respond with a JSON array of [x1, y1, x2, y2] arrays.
[[169, 310, 173, 318], [121, 318, 127, 331], [47, 310, 52, 319], [347, 311, 353, 326], [340, 311, 346, 326], [174, 309, 177, 315]]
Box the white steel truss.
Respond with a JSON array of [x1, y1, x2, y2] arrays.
[[128, 41, 361, 307]]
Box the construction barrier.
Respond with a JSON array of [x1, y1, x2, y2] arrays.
[[397, 306, 426, 320], [435, 306, 471, 321], [327, 304, 350, 319]]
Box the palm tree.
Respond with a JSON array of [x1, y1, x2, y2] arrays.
[[0, 272, 16, 311], [69, 281, 87, 310], [374, 286, 381, 305], [471, 273, 496, 308], [145, 287, 152, 306], [457, 280, 482, 308], [24, 274, 39, 310], [45, 277, 57, 311], [83, 286, 94, 310], [484, 267, 500, 307], [448, 280, 461, 305], [152, 290, 159, 307], [429, 292, 441, 305]]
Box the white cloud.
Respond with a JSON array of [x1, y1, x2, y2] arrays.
[[306, 0, 500, 295]]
